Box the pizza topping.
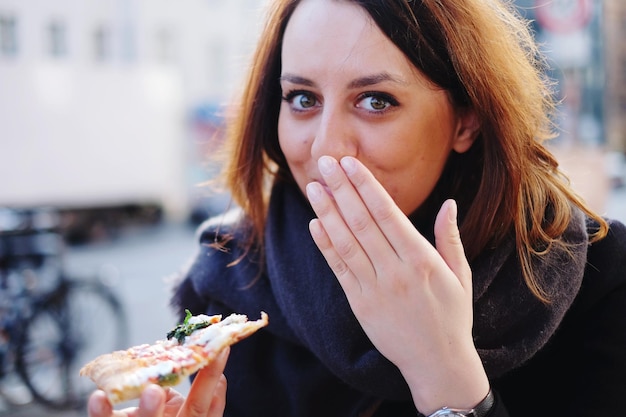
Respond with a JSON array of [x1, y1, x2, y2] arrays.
[[166, 309, 219, 344], [130, 344, 200, 368], [157, 372, 180, 386], [184, 314, 248, 347], [139, 361, 176, 379]]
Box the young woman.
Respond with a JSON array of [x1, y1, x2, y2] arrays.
[[88, 0, 626, 416]]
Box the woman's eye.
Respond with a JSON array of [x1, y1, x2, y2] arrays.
[[356, 93, 398, 112], [296, 94, 316, 108], [282, 91, 318, 110]]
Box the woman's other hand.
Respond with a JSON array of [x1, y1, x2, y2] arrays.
[[87, 347, 229, 417], [307, 156, 488, 413]]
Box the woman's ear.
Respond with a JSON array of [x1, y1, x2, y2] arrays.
[[452, 108, 481, 154]]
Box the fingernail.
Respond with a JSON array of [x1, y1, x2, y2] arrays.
[[318, 156, 335, 176], [306, 182, 322, 203], [309, 218, 323, 239], [340, 156, 356, 175], [448, 199, 458, 224]]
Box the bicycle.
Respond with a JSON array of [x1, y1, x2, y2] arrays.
[[0, 207, 129, 410]]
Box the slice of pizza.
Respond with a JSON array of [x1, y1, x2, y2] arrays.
[[79, 310, 268, 404]]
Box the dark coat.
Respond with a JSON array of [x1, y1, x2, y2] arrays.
[[491, 218, 626, 416], [172, 217, 626, 417]]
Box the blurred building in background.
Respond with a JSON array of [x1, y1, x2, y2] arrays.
[[603, 0, 626, 156], [515, 0, 603, 146], [514, 0, 626, 206], [0, 0, 624, 242], [0, 0, 267, 241]]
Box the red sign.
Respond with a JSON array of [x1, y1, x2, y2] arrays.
[[535, 0, 593, 34]]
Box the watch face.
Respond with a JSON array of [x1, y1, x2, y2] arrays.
[[428, 408, 471, 417]]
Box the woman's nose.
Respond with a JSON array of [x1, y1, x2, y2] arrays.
[[310, 108, 357, 162]]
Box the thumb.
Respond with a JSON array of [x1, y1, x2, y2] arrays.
[[434, 199, 472, 290]]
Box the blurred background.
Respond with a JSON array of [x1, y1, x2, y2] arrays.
[[0, 0, 269, 232], [0, 0, 624, 416]]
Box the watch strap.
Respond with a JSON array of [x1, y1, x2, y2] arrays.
[[421, 388, 495, 417], [471, 388, 495, 417]]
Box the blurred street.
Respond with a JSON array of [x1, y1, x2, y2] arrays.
[[0, 155, 624, 417], [606, 184, 626, 223], [0, 222, 198, 417]]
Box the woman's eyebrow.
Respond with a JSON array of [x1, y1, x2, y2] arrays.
[[280, 72, 408, 88], [347, 73, 408, 89], [279, 74, 315, 86]]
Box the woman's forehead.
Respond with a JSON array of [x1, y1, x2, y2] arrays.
[[282, 0, 419, 80]]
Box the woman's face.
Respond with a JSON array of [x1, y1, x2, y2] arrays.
[[278, 0, 478, 215]]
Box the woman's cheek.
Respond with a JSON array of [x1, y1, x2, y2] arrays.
[[278, 124, 312, 165]]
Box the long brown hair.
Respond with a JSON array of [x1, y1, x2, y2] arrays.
[[219, 0, 608, 301]]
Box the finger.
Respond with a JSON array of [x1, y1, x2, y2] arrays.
[[137, 385, 166, 417], [338, 156, 433, 262], [317, 156, 397, 266], [88, 390, 114, 417], [162, 387, 185, 416], [207, 375, 227, 417], [182, 347, 230, 417], [434, 199, 472, 289], [88, 390, 142, 417], [306, 180, 375, 285], [309, 217, 362, 294]]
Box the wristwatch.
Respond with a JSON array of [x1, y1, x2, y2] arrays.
[[424, 388, 495, 417]]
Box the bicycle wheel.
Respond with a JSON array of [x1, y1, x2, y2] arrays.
[[0, 340, 33, 407], [16, 278, 129, 409]]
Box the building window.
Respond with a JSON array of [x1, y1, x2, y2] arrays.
[[208, 40, 225, 91], [0, 15, 17, 56], [120, 23, 136, 62], [156, 27, 176, 64], [93, 25, 110, 62], [48, 20, 67, 58]]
